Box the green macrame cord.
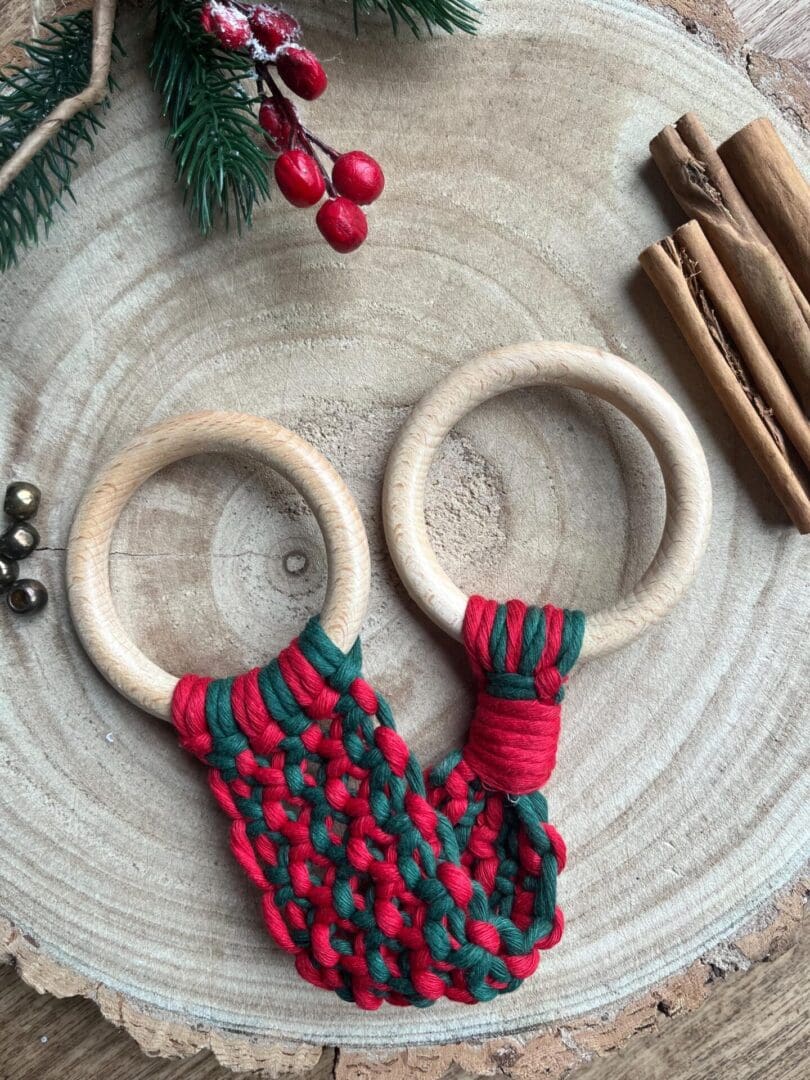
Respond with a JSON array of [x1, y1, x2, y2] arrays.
[[172, 596, 584, 1008]]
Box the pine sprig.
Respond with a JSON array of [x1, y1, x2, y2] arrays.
[[0, 13, 119, 273], [352, 0, 480, 36], [150, 0, 271, 235]]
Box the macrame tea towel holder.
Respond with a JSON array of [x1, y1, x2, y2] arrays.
[[67, 343, 711, 1010]]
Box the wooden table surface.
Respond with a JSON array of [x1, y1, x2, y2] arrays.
[[1, 914, 807, 1079], [0, 2, 807, 1079]]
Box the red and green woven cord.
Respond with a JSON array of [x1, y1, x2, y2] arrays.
[[172, 596, 584, 1009]]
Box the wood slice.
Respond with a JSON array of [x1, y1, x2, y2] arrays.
[[1, 1, 808, 1076]]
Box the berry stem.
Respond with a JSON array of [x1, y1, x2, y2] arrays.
[[202, 1, 379, 251], [298, 133, 337, 196], [258, 64, 336, 195], [300, 128, 339, 162]]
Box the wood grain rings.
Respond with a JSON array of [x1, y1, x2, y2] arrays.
[[383, 342, 713, 659], [67, 411, 370, 721]]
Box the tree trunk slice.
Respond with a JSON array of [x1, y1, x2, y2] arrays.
[[1, 1, 808, 1077]]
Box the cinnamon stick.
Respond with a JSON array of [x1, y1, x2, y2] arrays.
[[719, 118, 810, 302], [675, 220, 810, 473], [650, 114, 810, 413], [672, 114, 810, 324], [639, 234, 810, 533], [674, 113, 810, 327]]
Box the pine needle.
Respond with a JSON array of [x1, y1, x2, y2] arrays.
[[352, 0, 480, 36], [150, 0, 271, 235], [0, 12, 121, 273]]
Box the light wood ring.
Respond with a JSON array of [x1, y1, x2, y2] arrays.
[[67, 411, 371, 722], [383, 342, 712, 659]]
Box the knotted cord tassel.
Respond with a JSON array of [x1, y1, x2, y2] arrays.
[[171, 600, 584, 1009], [462, 596, 585, 795]]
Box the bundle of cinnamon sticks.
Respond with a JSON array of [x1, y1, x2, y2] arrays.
[[640, 115, 810, 533]]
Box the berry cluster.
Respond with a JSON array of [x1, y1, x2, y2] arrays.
[[200, 1, 384, 252]]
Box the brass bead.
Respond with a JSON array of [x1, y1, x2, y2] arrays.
[[0, 521, 39, 560], [6, 578, 48, 614], [0, 555, 19, 591], [4, 482, 41, 520]]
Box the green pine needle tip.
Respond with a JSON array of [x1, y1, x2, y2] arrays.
[[352, 0, 480, 36], [150, 0, 271, 236], [0, 12, 122, 273]]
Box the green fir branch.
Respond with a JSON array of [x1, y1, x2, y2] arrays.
[[351, 0, 480, 36], [0, 13, 120, 273], [150, 0, 271, 235]]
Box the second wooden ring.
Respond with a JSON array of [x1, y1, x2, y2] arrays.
[[382, 341, 713, 659]]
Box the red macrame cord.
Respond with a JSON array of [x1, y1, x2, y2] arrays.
[[172, 595, 585, 1008]]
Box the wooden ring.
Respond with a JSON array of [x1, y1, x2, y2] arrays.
[[67, 411, 371, 721], [383, 342, 712, 659]]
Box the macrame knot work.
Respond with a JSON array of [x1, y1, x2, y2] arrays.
[[172, 596, 585, 1009], [463, 596, 584, 795]]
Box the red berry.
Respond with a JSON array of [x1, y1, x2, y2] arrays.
[[250, 7, 299, 52], [258, 100, 294, 151], [274, 150, 326, 207], [200, 2, 215, 34], [316, 198, 368, 253], [210, 4, 251, 49], [276, 47, 328, 101], [332, 151, 385, 205]]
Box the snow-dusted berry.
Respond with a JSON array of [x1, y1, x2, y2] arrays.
[[250, 7, 300, 51], [200, 1, 215, 34], [209, 3, 251, 49]]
